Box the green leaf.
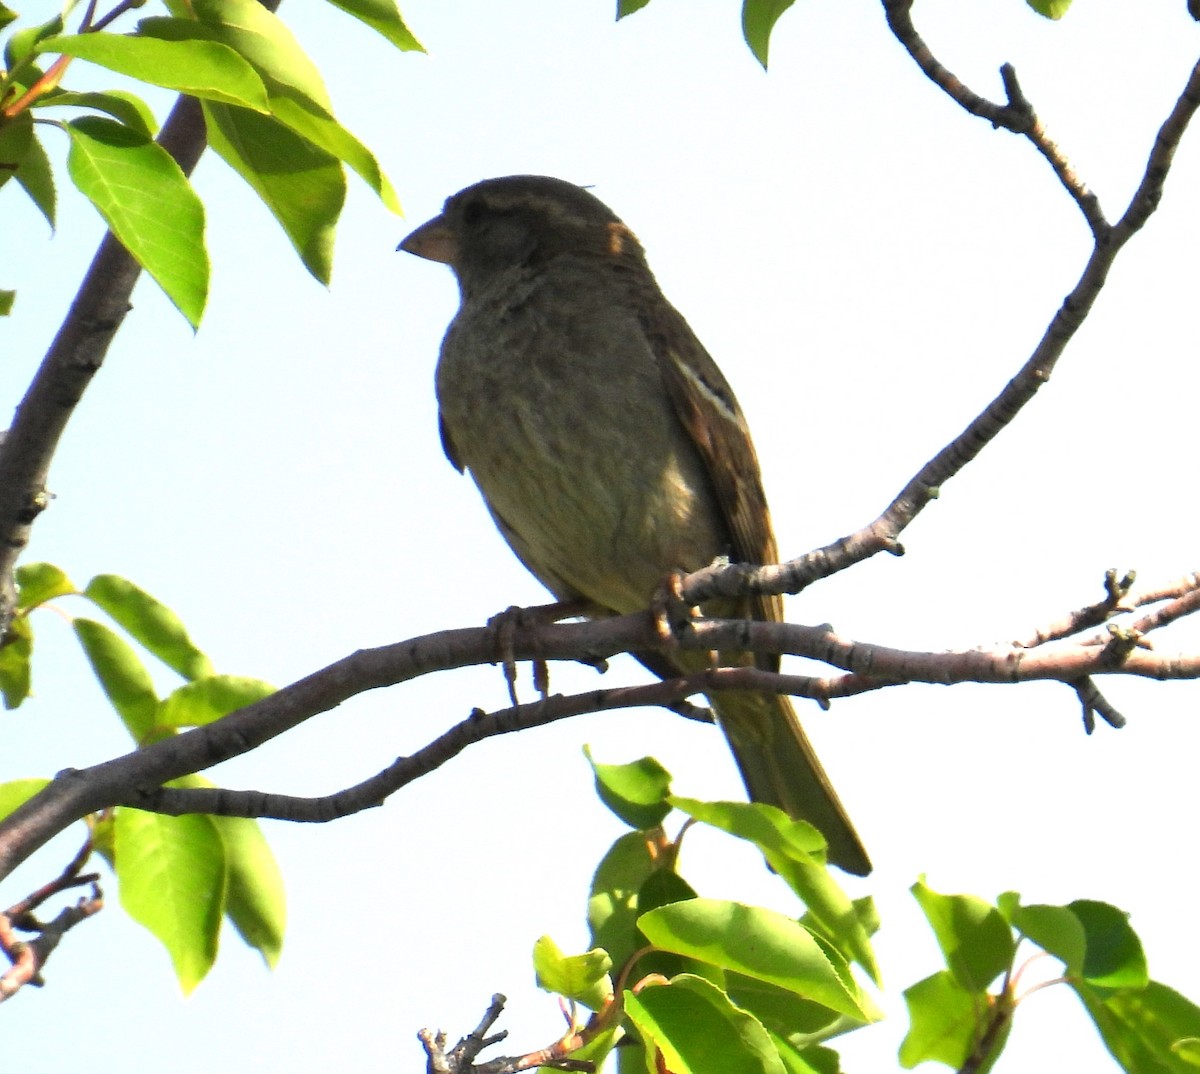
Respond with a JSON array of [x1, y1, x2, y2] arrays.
[[635, 868, 703, 984], [0, 614, 33, 708], [675, 797, 878, 985], [625, 974, 785, 1074], [73, 617, 159, 741], [1175, 1038, 1200, 1067], [219, 813, 286, 968], [801, 894, 878, 949], [532, 935, 612, 1008], [616, 1040, 650, 1074], [262, 94, 399, 213], [994, 890, 1021, 924], [156, 675, 276, 729], [770, 1038, 840, 1074], [0, 109, 32, 194], [38, 89, 159, 136], [1013, 903, 1086, 973], [638, 866, 698, 915], [725, 974, 848, 1049], [617, 0, 653, 15], [911, 878, 1014, 993], [157, 1, 332, 107], [900, 970, 993, 1071], [142, 11, 398, 213], [38, 32, 270, 111], [0, 290, 13, 316], [1026, 0, 1072, 18], [322, 0, 425, 51], [742, 0, 795, 69], [4, 14, 61, 71], [589, 830, 657, 970], [638, 899, 875, 1022], [1075, 980, 1200, 1073], [672, 797, 825, 859], [585, 831, 705, 988], [0, 4, 17, 33], [175, 774, 286, 968], [0, 778, 51, 822], [1070, 899, 1148, 990], [586, 747, 672, 829], [13, 128, 55, 229], [16, 561, 77, 608], [84, 574, 214, 681], [115, 807, 225, 992], [66, 117, 208, 327], [201, 101, 343, 282]]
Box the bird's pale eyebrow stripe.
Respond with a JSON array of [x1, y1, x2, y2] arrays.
[[670, 349, 739, 424], [607, 222, 626, 255]]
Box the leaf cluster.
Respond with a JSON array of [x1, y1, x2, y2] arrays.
[[519, 753, 1200, 1074], [615, 0, 1072, 72], [0, 0, 421, 325], [1, 562, 282, 991], [902, 884, 1200, 1074]]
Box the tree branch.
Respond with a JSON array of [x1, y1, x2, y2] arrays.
[[0, 0, 285, 638], [680, 12, 1200, 612], [1015, 569, 1139, 647], [1, 567, 1197, 846]]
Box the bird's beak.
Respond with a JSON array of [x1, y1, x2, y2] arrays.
[[398, 214, 459, 265]]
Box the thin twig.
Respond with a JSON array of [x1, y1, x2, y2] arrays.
[[0, 884, 103, 1002], [882, 0, 1105, 233], [1126, 572, 1200, 608], [92, 0, 151, 33], [1015, 569, 1138, 648], [0, 828, 102, 999], [1071, 677, 1127, 733], [683, 25, 1200, 611], [419, 994, 596, 1074], [881, 0, 1016, 125], [1126, 577, 1200, 637], [998, 63, 1107, 237]]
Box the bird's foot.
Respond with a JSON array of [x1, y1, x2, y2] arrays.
[[487, 599, 593, 705], [650, 570, 717, 665]]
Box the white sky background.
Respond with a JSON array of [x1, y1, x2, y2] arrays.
[[4, 0, 1200, 1070]]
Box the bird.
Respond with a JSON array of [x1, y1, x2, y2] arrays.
[[399, 175, 870, 876]]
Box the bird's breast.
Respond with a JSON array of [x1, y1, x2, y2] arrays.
[[435, 264, 728, 614]]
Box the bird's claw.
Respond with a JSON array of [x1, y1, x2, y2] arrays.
[[651, 571, 706, 651], [487, 599, 590, 704]]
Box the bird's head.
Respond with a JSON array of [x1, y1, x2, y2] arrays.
[[398, 175, 646, 296]]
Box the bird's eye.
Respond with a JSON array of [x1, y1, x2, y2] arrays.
[[460, 198, 487, 227]]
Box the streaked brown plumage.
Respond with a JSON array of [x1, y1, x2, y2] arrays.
[[400, 175, 870, 875]]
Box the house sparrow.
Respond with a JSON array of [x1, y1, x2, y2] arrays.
[[400, 176, 870, 876]]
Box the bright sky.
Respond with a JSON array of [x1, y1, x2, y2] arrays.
[[5, 0, 1200, 1070]]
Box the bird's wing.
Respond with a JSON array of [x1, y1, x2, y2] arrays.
[[637, 296, 784, 641]]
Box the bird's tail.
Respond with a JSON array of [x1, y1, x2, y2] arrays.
[[712, 689, 871, 876]]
